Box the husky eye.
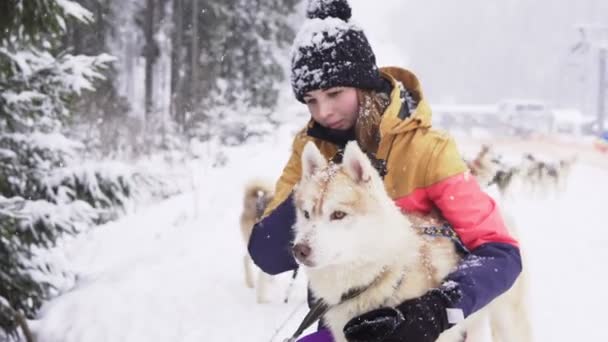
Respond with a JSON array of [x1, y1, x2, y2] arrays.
[[330, 210, 347, 221], [303, 210, 310, 219]]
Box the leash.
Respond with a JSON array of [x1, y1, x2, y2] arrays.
[[268, 299, 307, 342], [283, 279, 379, 342], [284, 268, 300, 303], [282, 299, 329, 342]]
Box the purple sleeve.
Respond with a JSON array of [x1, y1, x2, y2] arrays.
[[247, 194, 298, 275], [443, 242, 522, 317]]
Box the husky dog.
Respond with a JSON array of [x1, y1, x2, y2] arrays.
[[520, 153, 576, 195], [240, 179, 275, 303], [291, 141, 530, 342], [487, 164, 522, 199], [466, 144, 522, 198], [466, 144, 498, 187]]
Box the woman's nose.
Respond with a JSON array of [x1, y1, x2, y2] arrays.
[[317, 102, 334, 122]]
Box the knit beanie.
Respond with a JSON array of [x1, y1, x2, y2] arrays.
[[290, 0, 385, 103]]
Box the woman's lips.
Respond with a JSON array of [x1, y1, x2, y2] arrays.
[[328, 120, 343, 129]]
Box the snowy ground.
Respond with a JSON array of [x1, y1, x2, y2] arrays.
[[499, 163, 608, 342], [30, 124, 608, 342]]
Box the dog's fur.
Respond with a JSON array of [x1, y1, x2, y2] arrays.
[[292, 141, 530, 342], [240, 179, 275, 303]]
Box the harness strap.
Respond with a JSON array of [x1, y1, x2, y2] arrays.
[[418, 223, 470, 255]]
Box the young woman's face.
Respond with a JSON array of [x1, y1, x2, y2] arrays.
[[303, 87, 359, 130]]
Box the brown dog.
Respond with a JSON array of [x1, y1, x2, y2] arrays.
[[240, 179, 275, 303]]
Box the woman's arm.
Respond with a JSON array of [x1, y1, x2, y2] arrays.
[[248, 194, 299, 275]]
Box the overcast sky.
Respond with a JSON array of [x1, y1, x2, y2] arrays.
[[347, 0, 608, 114]]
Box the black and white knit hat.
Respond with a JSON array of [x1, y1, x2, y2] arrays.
[[290, 0, 385, 103]]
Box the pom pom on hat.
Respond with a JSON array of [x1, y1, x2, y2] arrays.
[[306, 0, 352, 21]]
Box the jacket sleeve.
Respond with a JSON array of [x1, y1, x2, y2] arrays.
[[425, 138, 522, 317], [247, 135, 306, 275]]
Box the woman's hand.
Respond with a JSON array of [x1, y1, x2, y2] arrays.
[[343, 287, 461, 342]]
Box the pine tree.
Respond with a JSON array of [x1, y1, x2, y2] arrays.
[[0, 1, 128, 339]]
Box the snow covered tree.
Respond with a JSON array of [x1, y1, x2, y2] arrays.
[[60, 0, 132, 156], [0, 1, 137, 339], [62, 0, 302, 153], [169, 0, 301, 142], [200, 0, 301, 144]]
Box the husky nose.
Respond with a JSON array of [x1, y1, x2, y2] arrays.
[[292, 243, 311, 262]]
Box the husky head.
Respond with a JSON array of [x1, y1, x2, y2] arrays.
[[291, 141, 413, 270]]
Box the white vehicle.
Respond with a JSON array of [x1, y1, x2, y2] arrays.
[[497, 100, 555, 137]]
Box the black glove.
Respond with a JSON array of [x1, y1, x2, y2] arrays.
[[343, 287, 462, 342]]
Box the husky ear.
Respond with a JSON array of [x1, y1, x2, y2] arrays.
[[302, 141, 327, 178], [342, 141, 373, 184]]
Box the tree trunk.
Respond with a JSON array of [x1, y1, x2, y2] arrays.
[[170, 0, 184, 129], [144, 0, 157, 119], [190, 0, 199, 111]]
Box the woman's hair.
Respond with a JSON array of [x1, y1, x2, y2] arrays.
[[354, 89, 390, 154]]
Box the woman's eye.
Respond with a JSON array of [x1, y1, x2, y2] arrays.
[[305, 98, 316, 105], [327, 90, 341, 98], [330, 210, 347, 221]]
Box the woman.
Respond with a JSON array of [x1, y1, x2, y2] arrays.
[[248, 1, 521, 341]]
